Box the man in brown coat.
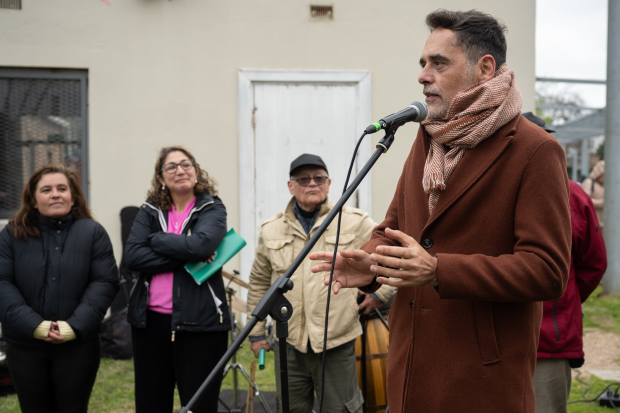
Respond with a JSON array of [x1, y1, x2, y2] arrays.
[[310, 9, 571, 413]]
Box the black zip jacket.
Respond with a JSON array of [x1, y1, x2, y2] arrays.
[[0, 214, 119, 347], [125, 192, 231, 334]]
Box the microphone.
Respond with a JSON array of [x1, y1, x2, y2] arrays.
[[365, 101, 428, 134]]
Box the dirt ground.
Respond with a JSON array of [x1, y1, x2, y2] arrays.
[[574, 328, 620, 378]]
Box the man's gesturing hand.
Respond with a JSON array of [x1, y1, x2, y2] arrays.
[[309, 249, 375, 294], [371, 228, 438, 288]]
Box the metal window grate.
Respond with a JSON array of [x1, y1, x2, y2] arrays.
[[0, 0, 21, 10], [0, 70, 88, 218], [310, 5, 333, 21]]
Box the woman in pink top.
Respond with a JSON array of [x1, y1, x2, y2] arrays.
[[125, 146, 229, 413]]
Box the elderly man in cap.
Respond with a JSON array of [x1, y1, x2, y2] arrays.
[[247, 153, 395, 413]]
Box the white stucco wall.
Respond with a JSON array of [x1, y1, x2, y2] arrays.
[[0, 0, 536, 270]]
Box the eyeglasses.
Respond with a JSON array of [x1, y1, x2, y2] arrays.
[[161, 159, 195, 174], [290, 175, 328, 186]]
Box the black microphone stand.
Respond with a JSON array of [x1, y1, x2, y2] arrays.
[[178, 128, 400, 413]]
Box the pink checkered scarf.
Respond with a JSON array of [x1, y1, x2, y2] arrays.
[[421, 65, 522, 213]]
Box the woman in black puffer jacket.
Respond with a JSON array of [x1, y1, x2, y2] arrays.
[[125, 146, 230, 413], [0, 164, 119, 413]]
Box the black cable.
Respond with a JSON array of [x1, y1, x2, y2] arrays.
[[318, 132, 368, 412], [574, 369, 592, 399], [567, 370, 620, 412], [374, 308, 389, 332]]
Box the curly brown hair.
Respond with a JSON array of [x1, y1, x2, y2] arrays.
[[146, 146, 218, 211], [9, 164, 93, 240]]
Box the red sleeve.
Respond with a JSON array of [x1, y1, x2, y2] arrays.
[[569, 181, 607, 303]]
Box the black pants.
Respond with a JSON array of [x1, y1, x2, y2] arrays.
[[6, 338, 101, 413], [132, 311, 228, 413]]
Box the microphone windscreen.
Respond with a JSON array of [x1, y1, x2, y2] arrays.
[[410, 101, 428, 122]]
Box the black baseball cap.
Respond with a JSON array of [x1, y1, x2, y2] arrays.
[[289, 154, 328, 176], [522, 112, 555, 133]]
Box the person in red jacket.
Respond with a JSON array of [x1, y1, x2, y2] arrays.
[[534, 177, 607, 412]]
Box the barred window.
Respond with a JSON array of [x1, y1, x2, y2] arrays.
[[0, 69, 88, 219]]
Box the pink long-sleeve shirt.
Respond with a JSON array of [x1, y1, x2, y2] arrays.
[[147, 197, 196, 314]]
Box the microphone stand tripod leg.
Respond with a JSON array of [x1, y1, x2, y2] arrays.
[[252, 384, 271, 413], [373, 308, 389, 332], [235, 362, 273, 413]]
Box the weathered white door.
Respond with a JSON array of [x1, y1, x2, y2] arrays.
[[254, 82, 359, 228], [238, 70, 372, 304]]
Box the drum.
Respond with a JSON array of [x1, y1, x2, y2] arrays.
[[355, 309, 389, 413]]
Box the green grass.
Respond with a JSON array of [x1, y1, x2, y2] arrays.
[[87, 357, 136, 413], [0, 392, 19, 413], [569, 374, 620, 412], [567, 285, 620, 412], [222, 341, 277, 393], [583, 286, 620, 333], [0, 339, 275, 413], [2, 287, 619, 412]]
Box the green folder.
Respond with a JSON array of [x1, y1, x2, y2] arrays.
[[184, 229, 247, 285]]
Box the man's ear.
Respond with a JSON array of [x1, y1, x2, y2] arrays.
[[476, 55, 496, 84], [287, 180, 295, 195]]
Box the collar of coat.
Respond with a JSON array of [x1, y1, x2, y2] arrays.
[[37, 212, 74, 231], [141, 191, 215, 232], [414, 114, 520, 232], [283, 196, 332, 238]]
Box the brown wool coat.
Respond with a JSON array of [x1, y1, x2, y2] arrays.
[[362, 115, 571, 413]]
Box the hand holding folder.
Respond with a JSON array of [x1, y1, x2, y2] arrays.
[[184, 229, 247, 285]]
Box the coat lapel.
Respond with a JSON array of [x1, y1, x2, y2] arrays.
[[410, 130, 432, 235], [423, 116, 520, 231]]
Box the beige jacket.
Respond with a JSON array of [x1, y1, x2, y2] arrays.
[[247, 197, 395, 353], [582, 160, 605, 227]]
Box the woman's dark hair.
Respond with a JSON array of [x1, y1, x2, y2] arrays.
[[425, 9, 508, 68], [146, 146, 218, 211], [9, 164, 93, 240]]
